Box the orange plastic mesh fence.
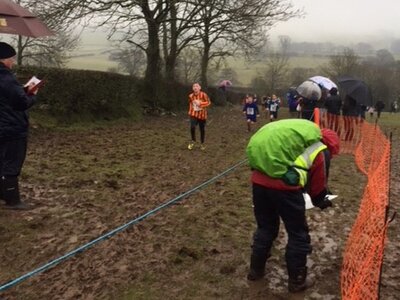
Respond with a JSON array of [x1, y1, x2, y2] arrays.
[[320, 112, 391, 300]]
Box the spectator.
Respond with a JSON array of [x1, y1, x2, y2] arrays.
[[342, 95, 358, 141], [286, 88, 298, 118], [324, 88, 342, 134], [375, 100, 385, 118], [390, 100, 398, 114], [0, 42, 38, 210], [367, 106, 374, 118]]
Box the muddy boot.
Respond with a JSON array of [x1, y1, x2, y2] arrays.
[[247, 253, 268, 281], [288, 267, 314, 293], [2, 176, 31, 210]]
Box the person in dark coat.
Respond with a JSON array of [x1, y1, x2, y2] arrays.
[[324, 88, 342, 134], [0, 42, 37, 210], [375, 100, 385, 118], [299, 97, 317, 121], [286, 88, 298, 118], [342, 95, 358, 141]]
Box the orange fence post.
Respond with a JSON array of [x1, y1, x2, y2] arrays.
[[313, 107, 320, 127]]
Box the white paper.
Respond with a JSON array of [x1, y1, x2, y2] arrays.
[[304, 193, 338, 210], [24, 76, 41, 87]]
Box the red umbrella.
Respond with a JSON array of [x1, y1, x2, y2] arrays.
[[0, 0, 53, 38]]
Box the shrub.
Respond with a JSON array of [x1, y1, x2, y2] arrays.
[[15, 66, 142, 123]]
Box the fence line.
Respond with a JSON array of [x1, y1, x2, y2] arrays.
[[320, 113, 391, 300]]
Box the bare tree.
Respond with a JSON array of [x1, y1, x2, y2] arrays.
[[193, 0, 300, 87], [289, 67, 316, 86], [123, 1, 170, 87], [264, 35, 291, 94], [161, 0, 203, 82], [176, 47, 201, 84], [323, 47, 400, 107], [322, 48, 361, 79], [374, 49, 395, 67], [53, 0, 170, 88], [110, 46, 146, 77], [362, 50, 398, 105], [48, 0, 300, 104]]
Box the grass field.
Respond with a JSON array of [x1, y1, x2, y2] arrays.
[[67, 40, 119, 72], [67, 53, 118, 72]]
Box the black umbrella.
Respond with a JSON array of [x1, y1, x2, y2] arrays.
[[337, 76, 372, 106]]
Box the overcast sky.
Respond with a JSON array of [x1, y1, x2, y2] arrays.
[[269, 0, 400, 44]]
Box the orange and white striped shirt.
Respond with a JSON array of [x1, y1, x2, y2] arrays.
[[188, 91, 211, 120]]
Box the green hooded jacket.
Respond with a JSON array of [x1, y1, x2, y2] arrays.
[[246, 119, 322, 178]]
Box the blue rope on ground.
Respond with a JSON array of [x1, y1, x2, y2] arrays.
[[0, 159, 248, 292]]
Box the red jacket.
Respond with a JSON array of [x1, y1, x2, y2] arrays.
[[251, 151, 328, 201]]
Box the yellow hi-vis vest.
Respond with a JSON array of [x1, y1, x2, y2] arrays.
[[290, 141, 327, 187]]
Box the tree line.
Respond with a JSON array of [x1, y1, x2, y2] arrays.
[[249, 37, 400, 108], [12, 0, 300, 106], [11, 1, 400, 108]]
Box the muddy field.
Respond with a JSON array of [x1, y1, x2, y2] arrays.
[[0, 106, 399, 299]]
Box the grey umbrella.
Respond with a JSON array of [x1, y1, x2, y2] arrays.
[[296, 80, 322, 100], [337, 76, 372, 106], [0, 0, 53, 38]]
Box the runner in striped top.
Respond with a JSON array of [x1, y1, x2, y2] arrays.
[[187, 83, 211, 150]]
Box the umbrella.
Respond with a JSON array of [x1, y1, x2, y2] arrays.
[[0, 0, 53, 37], [296, 80, 322, 101], [218, 79, 232, 92], [337, 76, 372, 106], [309, 76, 337, 91], [218, 79, 232, 88]]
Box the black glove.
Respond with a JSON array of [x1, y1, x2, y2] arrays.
[[315, 196, 332, 210]]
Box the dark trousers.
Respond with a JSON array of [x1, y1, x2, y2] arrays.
[[251, 184, 312, 275], [301, 110, 314, 121], [0, 137, 27, 177], [190, 117, 206, 143]]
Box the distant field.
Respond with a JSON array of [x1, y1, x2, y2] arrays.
[[66, 41, 119, 72], [67, 54, 118, 72], [66, 44, 329, 85], [66, 30, 397, 86], [227, 55, 329, 85]]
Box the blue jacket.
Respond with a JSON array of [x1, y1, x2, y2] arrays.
[[243, 102, 259, 117], [0, 63, 36, 141]]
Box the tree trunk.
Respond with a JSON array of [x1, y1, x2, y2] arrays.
[[165, 55, 177, 82], [164, 2, 177, 82], [17, 35, 23, 65], [144, 20, 161, 106], [200, 44, 210, 88]]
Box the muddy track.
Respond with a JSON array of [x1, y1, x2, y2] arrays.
[[0, 107, 398, 299]]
